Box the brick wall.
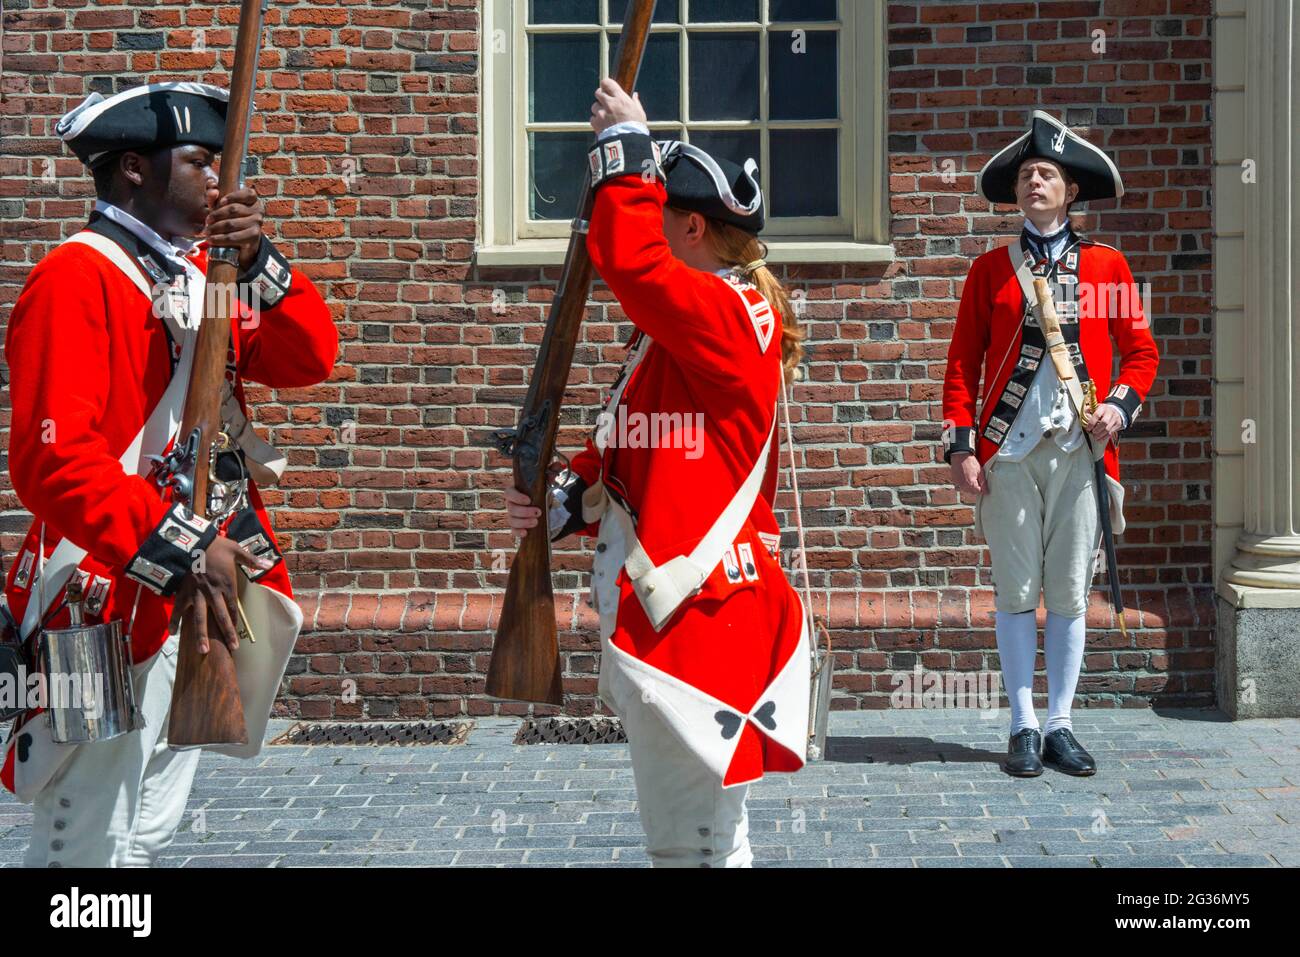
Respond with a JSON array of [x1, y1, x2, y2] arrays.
[[0, 0, 1213, 721]]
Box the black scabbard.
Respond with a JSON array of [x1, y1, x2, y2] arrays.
[[1091, 448, 1127, 633]]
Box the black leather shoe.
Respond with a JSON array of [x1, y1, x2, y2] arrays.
[[1003, 728, 1043, 777], [1042, 728, 1097, 776]]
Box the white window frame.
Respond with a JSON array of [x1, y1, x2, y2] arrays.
[[478, 0, 892, 266]]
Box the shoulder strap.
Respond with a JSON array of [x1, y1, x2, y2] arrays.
[[620, 394, 778, 625], [595, 332, 651, 455], [1005, 243, 1105, 463], [67, 222, 202, 366], [18, 242, 199, 640], [618, 368, 781, 631], [63, 231, 154, 299], [685, 395, 777, 570], [1006, 240, 1037, 307]]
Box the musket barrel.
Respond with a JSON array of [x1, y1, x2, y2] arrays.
[[167, 0, 269, 749], [486, 0, 659, 705]]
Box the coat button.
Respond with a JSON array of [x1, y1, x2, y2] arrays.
[[48, 862, 62, 869], [698, 827, 710, 837], [58, 797, 71, 809], [50, 840, 64, 851], [596, 543, 607, 553], [53, 820, 66, 831], [645, 583, 655, 594]]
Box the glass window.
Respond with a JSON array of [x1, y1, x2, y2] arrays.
[[768, 29, 837, 121], [688, 33, 761, 121], [529, 0, 599, 24], [609, 0, 683, 23], [690, 0, 760, 22], [521, 0, 847, 229], [608, 31, 682, 121], [529, 132, 592, 221], [771, 129, 837, 216], [528, 34, 599, 122], [770, 0, 836, 22]]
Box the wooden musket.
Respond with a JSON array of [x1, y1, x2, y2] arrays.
[[487, 0, 659, 704], [166, 0, 268, 747]]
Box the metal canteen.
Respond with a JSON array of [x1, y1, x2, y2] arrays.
[[35, 578, 142, 744]]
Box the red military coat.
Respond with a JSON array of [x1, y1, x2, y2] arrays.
[[941, 231, 1160, 484], [562, 173, 808, 788], [2, 216, 336, 795]]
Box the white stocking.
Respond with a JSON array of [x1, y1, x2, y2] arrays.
[[1043, 610, 1086, 734], [995, 610, 1038, 734]]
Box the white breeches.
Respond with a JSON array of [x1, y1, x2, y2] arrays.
[[24, 632, 201, 868], [591, 515, 754, 869], [979, 438, 1102, 617]]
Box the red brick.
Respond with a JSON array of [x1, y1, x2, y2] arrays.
[[0, 0, 1216, 717]]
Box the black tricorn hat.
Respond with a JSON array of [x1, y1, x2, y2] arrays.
[[656, 139, 765, 234], [977, 110, 1124, 205], [56, 82, 230, 169]]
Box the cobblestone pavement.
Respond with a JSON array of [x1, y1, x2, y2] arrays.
[[2, 709, 1297, 867]]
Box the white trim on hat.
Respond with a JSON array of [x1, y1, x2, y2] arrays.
[[657, 140, 763, 218], [975, 109, 1124, 202], [55, 81, 231, 143]]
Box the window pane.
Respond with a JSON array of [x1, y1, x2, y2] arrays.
[[770, 129, 837, 217], [768, 30, 837, 120], [530, 131, 591, 221], [607, 32, 680, 121], [685, 129, 761, 177], [529, 0, 598, 24], [608, 0, 681, 23], [530, 34, 599, 123], [688, 33, 760, 121], [770, 0, 837, 21], [689, 0, 759, 21]]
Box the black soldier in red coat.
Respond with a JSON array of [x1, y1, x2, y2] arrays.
[[3, 82, 337, 866]]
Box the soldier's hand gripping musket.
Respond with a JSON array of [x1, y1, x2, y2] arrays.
[[1, 0, 336, 865], [488, 0, 660, 706]]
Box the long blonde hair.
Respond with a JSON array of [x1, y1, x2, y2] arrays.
[[700, 216, 805, 382]]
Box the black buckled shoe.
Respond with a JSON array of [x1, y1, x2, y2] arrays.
[[1002, 727, 1043, 777], [1042, 728, 1097, 776]]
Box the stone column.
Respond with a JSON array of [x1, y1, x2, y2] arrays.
[[1214, 0, 1300, 718]]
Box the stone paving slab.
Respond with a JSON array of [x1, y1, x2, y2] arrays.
[[1, 708, 1297, 867]]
